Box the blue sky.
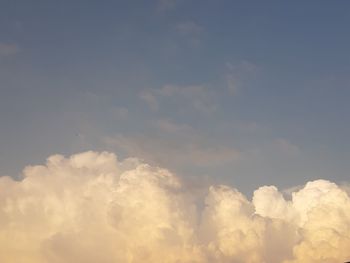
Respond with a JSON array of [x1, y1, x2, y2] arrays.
[[1, 0, 350, 194]]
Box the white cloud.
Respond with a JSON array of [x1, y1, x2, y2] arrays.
[[0, 151, 349, 262], [0, 43, 20, 57]]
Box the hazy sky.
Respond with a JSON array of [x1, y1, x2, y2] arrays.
[[1, 0, 350, 194]]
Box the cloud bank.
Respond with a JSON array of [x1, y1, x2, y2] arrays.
[[0, 151, 349, 263]]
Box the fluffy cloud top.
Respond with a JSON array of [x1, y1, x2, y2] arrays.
[[0, 151, 349, 263]]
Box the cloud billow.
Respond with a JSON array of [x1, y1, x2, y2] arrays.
[[0, 151, 349, 263]]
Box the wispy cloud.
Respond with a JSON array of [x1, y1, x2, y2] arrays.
[[274, 138, 300, 155], [139, 90, 159, 111], [0, 43, 20, 57], [106, 134, 240, 168], [225, 60, 258, 94], [110, 107, 129, 120], [156, 119, 194, 134], [104, 119, 240, 168], [139, 84, 217, 113], [156, 0, 180, 12], [175, 21, 204, 47], [175, 21, 203, 36]]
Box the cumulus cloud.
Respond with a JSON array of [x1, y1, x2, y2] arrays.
[[0, 151, 350, 263]]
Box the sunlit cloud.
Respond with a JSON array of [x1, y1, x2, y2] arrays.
[[1, 151, 349, 263]]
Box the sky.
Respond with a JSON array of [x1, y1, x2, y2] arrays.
[[2, 1, 350, 262], [1, 0, 350, 195]]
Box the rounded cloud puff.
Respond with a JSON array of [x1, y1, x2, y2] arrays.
[[0, 151, 349, 263]]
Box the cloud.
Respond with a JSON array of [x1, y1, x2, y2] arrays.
[[225, 60, 258, 94], [174, 21, 204, 47], [274, 138, 300, 155], [138, 90, 159, 111], [0, 43, 20, 57], [226, 73, 239, 94], [104, 133, 240, 168], [156, 119, 194, 134], [175, 22, 203, 36], [111, 107, 129, 120], [156, 0, 179, 11], [0, 151, 350, 262], [140, 84, 217, 113], [104, 119, 240, 168], [247, 138, 301, 162]]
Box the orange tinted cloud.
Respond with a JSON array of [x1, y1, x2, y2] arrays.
[[0, 151, 349, 263]]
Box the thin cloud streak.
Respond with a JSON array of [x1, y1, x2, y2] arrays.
[[139, 84, 217, 113]]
